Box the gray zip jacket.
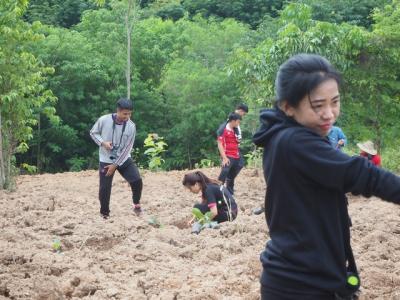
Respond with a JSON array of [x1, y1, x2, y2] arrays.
[[90, 113, 136, 166]]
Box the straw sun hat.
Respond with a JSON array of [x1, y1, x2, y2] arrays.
[[357, 140, 377, 155]]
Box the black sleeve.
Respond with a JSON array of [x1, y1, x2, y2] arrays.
[[203, 185, 218, 206], [287, 130, 400, 204], [216, 122, 226, 137]]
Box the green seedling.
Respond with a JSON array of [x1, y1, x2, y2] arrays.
[[191, 208, 219, 234], [192, 208, 213, 225], [148, 216, 163, 228], [52, 238, 62, 253]]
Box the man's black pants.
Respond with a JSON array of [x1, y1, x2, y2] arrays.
[[99, 158, 142, 216], [218, 156, 243, 195]]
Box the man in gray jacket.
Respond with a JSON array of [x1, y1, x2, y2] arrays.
[[90, 98, 143, 219]]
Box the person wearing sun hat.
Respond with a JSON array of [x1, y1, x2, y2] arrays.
[[357, 140, 381, 167]]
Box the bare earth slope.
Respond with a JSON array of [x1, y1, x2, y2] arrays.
[[0, 168, 399, 299]]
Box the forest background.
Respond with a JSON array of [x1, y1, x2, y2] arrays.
[[1, 0, 400, 189]]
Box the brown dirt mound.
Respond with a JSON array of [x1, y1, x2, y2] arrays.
[[0, 168, 399, 299]]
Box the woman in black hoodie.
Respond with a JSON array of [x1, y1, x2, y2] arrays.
[[253, 54, 400, 300]]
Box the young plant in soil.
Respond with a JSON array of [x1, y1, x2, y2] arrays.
[[148, 216, 163, 228], [191, 208, 219, 234], [52, 238, 62, 253]]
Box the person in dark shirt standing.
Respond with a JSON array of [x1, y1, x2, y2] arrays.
[[183, 171, 238, 224], [217, 112, 242, 195], [253, 54, 400, 299]]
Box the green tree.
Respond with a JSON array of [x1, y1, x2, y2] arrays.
[[142, 0, 186, 21], [26, 21, 125, 171], [159, 18, 249, 168], [298, 0, 391, 28], [343, 0, 400, 150], [0, 0, 56, 189], [229, 2, 400, 168], [182, 0, 284, 28], [94, 0, 142, 100], [23, 10, 181, 171], [228, 3, 366, 105], [24, 0, 97, 28]]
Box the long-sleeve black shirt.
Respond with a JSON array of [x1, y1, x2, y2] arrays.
[[253, 108, 400, 295]]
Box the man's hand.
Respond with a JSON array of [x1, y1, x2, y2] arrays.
[[102, 141, 113, 151], [104, 164, 117, 176], [338, 139, 345, 146], [222, 157, 230, 167]]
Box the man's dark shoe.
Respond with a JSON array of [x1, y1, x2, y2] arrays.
[[101, 213, 110, 220], [133, 205, 143, 216], [252, 207, 264, 215]]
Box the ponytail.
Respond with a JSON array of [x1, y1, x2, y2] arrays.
[[182, 171, 220, 200]]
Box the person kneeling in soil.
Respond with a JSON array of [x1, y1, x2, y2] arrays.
[[183, 171, 238, 225]]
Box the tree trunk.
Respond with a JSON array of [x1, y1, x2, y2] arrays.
[[187, 142, 192, 169], [37, 113, 42, 172], [0, 107, 5, 189], [126, 0, 132, 99], [125, 0, 141, 100], [374, 93, 382, 152]]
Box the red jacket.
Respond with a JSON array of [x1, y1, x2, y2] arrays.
[[360, 152, 381, 167], [217, 125, 240, 159]]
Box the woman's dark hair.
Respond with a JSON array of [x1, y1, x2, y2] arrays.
[[182, 171, 219, 200], [275, 54, 341, 108], [228, 112, 242, 122], [117, 98, 133, 110], [236, 103, 249, 113]]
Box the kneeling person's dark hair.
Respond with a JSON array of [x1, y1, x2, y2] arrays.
[[228, 112, 242, 122], [117, 98, 133, 111]]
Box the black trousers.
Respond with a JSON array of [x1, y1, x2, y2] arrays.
[[260, 284, 336, 300], [99, 158, 142, 216], [218, 156, 243, 195]]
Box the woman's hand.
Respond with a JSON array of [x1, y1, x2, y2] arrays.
[[187, 217, 195, 226]]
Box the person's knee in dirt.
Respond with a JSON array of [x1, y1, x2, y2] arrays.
[[182, 171, 238, 234], [89, 98, 143, 219]]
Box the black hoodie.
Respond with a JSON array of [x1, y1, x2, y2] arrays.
[[253, 108, 400, 295]]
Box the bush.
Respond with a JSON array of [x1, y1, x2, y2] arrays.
[[67, 157, 87, 172], [381, 148, 400, 173], [144, 133, 168, 171]]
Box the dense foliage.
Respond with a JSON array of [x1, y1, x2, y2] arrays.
[[1, 0, 400, 188], [0, 0, 56, 188]]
